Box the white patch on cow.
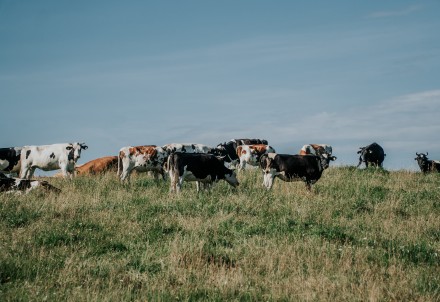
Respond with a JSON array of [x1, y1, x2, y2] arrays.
[[267, 153, 277, 159], [262, 168, 278, 189]]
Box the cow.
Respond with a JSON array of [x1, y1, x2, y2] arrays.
[[215, 141, 240, 167], [162, 143, 221, 172], [299, 144, 335, 160], [55, 156, 118, 177], [167, 152, 239, 193], [20, 143, 88, 179], [234, 138, 268, 146], [118, 145, 167, 181], [162, 143, 213, 154], [415, 152, 440, 173], [259, 153, 332, 191], [357, 142, 386, 168], [0, 173, 61, 194], [0, 147, 22, 175], [215, 138, 269, 167], [236, 144, 276, 170]]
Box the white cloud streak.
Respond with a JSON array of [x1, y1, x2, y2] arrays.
[[368, 5, 422, 18]]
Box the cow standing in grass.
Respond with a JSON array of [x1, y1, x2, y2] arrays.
[[260, 153, 332, 191], [168, 152, 239, 193], [118, 145, 167, 181], [357, 142, 386, 168], [20, 143, 88, 179], [236, 144, 276, 170], [415, 152, 440, 173]]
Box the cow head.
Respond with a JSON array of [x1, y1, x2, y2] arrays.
[[224, 168, 240, 188], [66, 142, 88, 162], [415, 152, 429, 172], [317, 153, 332, 170]]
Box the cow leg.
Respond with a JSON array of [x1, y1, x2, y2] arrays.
[[169, 170, 179, 193], [239, 160, 247, 171], [26, 167, 36, 179], [305, 181, 312, 191], [176, 176, 185, 193], [120, 165, 134, 182]]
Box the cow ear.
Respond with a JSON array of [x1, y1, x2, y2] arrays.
[[81, 145, 88, 150]]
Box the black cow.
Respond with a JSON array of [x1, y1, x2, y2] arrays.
[[357, 142, 386, 168], [234, 138, 268, 146], [0, 174, 61, 194], [259, 153, 332, 191], [215, 138, 269, 167], [0, 147, 22, 175], [415, 152, 440, 173], [167, 152, 239, 193]]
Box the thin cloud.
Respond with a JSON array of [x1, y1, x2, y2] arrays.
[[368, 5, 422, 18]]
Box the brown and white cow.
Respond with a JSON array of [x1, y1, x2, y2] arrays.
[[236, 144, 276, 170], [299, 144, 336, 161], [118, 145, 167, 181]]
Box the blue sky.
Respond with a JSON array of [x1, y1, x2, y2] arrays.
[[1, 0, 440, 171]]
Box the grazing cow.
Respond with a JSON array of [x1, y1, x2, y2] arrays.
[[260, 153, 332, 191], [415, 152, 440, 173], [236, 144, 276, 170], [357, 142, 386, 168], [0, 147, 22, 175], [215, 138, 269, 167], [76, 156, 118, 175], [20, 143, 88, 179], [168, 152, 239, 193], [118, 145, 167, 181], [0, 174, 61, 194]]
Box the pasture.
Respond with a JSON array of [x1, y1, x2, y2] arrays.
[[1, 167, 439, 301]]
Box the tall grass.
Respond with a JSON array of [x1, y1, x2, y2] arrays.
[[1, 167, 439, 301]]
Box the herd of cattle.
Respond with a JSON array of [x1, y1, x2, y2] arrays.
[[0, 139, 438, 194]]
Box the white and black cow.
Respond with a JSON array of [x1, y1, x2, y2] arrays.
[[162, 143, 213, 154], [236, 144, 276, 170], [0, 173, 61, 194], [167, 152, 239, 193], [118, 145, 168, 181], [215, 138, 269, 167], [415, 152, 440, 173], [357, 142, 386, 168], [20, 143, 88, 179], [260, 153, 332, 191], [0, 147, 22, 175]]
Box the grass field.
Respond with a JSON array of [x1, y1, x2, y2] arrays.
[[1, 167, 439, 301]]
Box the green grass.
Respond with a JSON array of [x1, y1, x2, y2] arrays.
[[1, 168, 439, 301]]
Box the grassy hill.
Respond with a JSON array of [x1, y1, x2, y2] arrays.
[[1, 167, 439, 301]]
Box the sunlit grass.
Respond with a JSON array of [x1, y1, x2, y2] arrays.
[[1, 167, 439, 301]]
